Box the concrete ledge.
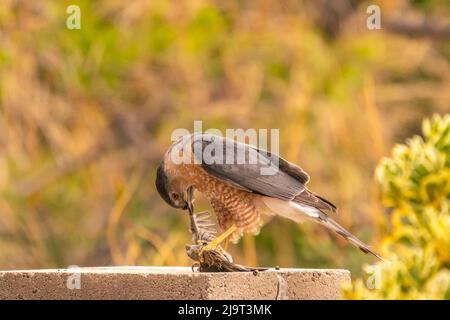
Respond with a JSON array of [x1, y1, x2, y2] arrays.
[[0, 267, 350, 300]]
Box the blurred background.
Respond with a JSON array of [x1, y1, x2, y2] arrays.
[[0, 0, 449, 279]]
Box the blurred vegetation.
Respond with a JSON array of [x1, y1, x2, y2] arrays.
[[343, 115, 450, 299], [0, 0, 449, 279]]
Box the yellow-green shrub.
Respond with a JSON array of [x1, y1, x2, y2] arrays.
[[343, 114, 450, 299]]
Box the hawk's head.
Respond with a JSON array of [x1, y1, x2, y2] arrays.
[[155, 161, 193, 212]]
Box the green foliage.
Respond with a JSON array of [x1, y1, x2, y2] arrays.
[[343, 115, 450, 299]]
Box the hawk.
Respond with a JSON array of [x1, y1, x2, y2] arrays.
[[156, 133, 383, 261]]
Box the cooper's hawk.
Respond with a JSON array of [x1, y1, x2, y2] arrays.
[[156, 133, 383, 261]]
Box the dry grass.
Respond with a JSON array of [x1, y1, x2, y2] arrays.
[[0, 0, 449, 273]]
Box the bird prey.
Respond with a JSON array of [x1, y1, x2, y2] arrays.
[[186, 211, 267, 272], [156, 133, 383, 261]]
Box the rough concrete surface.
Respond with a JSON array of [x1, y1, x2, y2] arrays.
[[0, 266, 350, 300]]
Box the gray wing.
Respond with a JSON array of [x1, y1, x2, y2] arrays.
[[191, 133, 309, 201]]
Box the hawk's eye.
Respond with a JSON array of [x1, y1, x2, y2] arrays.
[[171, 193, 179, 200]]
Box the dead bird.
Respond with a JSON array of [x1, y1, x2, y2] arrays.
[[185, 210, 267, 272]]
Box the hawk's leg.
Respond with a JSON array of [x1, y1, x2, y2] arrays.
[[198, 224, 237, 262]]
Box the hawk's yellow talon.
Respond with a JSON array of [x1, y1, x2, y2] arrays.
[[198, 225, 237, 262]]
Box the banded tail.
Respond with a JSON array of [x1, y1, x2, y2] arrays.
[[263, 189, 385, 261], [315, 211, 385, 261]]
